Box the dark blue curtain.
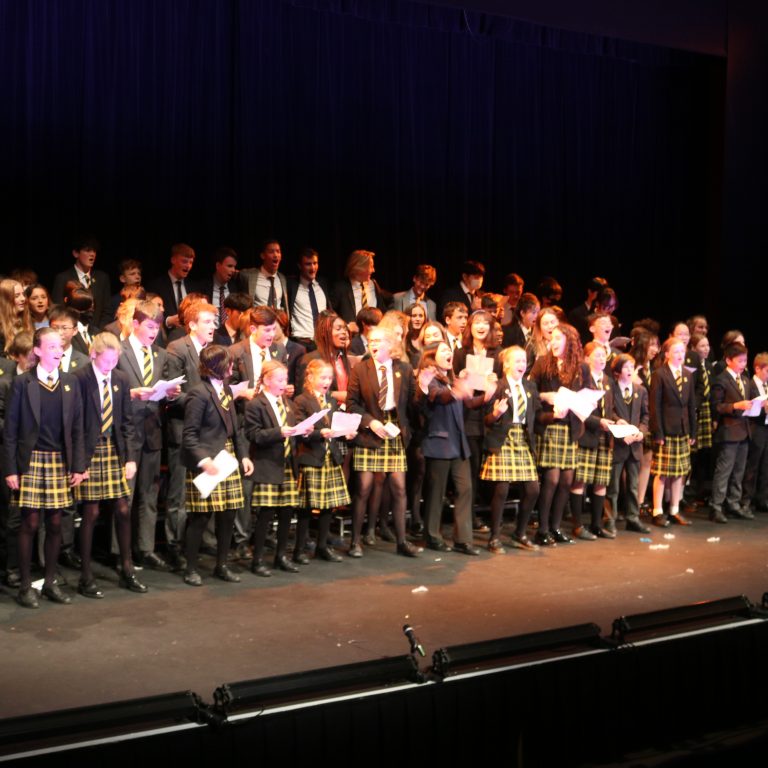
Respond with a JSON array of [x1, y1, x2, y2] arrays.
[[1, 0, 724, 326]]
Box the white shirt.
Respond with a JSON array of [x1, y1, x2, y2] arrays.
[[352, 280, 376, 314], [128, 334, 153, 381], [249, 339, 272, 385], [263, 390, 287, 425], [291, 278, 327, 338], [754, 375, 768, 424], [253, 269, 285, 309], [36, 364, 59, 386], [59, 346, 74, 372], [506, 376, 527, 424], [91, 364, 112, 409]]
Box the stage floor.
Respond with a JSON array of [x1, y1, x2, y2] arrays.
[[2, 509, 767, 719]]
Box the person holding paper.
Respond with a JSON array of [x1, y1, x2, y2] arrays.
[[117, 300, 178, 571], [294, 359, 353, 563], [529, 324, 585, 546], [452, 309, 501, 533], [569, 342, 616, 540], [245, 360, 313, 575], [346, 326, 421, 558], [481, 346, 541, 553], [606, 354, 650, 534], [708, 341, 753, 523], [181, 345, 253, 586], [649, 337, 697, 527]]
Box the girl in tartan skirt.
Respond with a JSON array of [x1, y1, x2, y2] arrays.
[[181, 345, 253, 586], [569, 341, 615, 541], [74, 332, 147, 598], [245, 360, 313, 576], [481, 346, 542, 554], [528, 323, 586, 546], [294, 359, 356, 563], [649, 337, 697, 527], [3, 327, 87, 608]]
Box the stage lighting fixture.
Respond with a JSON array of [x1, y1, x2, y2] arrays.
[[430, 622, 603, 679], [611, 595, 755, 645], [212, 654, 421, 714]]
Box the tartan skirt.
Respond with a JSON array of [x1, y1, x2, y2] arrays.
[[185, 440, 244, 513], [75, 436, 130, 502], [694, 401, 713, 450], [17, 450, 73, 509], [480, 424, 538, 482], [352, 415, 407, 473], [575, 432, 613, 485], [251, 462, 300, 508], [651, 434, 691, 477], [299, 451, 351, 510], [536, 422, 577, 470]]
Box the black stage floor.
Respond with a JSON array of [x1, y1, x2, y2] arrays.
[[2, 509, 767, 720]]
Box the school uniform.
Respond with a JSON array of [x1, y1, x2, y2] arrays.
[[419, 377, 474, 548], [245, 391, 301, 571], [294, 392, 350, 510], [73, 365, 136, 502], [742, 376, 768, 512], [117, 338, 168, 558], [649, 364, 697, 478], [294, 350, 351, 398], [575, 368, 614, 487], [607, 380, 649, 528], [709, 368, 752, 518]]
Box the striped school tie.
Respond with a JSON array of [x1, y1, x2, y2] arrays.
[[674, 369, 683, 395], [378, 365, 388, 411], [515, 383, 526, 423], [596, 376, 605, 416], [360, 281, 369, 308], [219, 389, 232, 410], [276, 397, 290, 459], [737, 375, 745, 398], [701, 365, 710, 399], [101, 378, 113, 433], [624, 387, 632, 405], [142, 346, 152, 386]]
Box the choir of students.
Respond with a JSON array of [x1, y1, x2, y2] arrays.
[[2, 254, 768, 611]]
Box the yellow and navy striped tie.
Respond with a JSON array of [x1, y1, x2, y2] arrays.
[[101, 378, 113, 433], [142, 346, 153, 386], [276, 397, 290, 459], [219, 389, 232, 410], [515, 383, 526, 423], [674, 369, 683, 395]]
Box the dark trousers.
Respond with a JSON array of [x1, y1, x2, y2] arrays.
[[422, 457, 473, 545], [607, 456, 640, 521], [743, 424, 768, 509], [710, 439, 749, 512]]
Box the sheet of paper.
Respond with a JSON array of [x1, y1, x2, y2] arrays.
[[554, 387, 605, 422], [464, 354, 493, 391], [607, 423, 642, 439], [292, 408, 329, 433], [330, 411, 362, 436], [193, 449, 239, 499], [148, 375, 186, 401], [383, 421, 401, 438], [229, 380, 250, 399], [744, 395, 768, 417]]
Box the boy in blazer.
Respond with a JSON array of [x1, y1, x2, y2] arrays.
[[709, 342, 753, 523], [742, 353, 768, 513]]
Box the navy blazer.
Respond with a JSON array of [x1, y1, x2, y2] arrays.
[[329, 278, 391, 324], [293, 391, 345, 466], [578, 367, 614, 449], [610, 380, 649, 462], [3, 371, 87, 476], [244, 392, 299, 483], [711, 369, 751, 443], [285, 275, 334, 323], [52, 267, 112, 329], [117, 340, 169, 452], [74, 365, 138, 466], [181, 380, 247, 472], [419, 377, 471, 460], [528, 356, 586, 443], [649, 365, 697, 441], [347, 357, 414, 450], [230, 340, 288, 388], [482, 378, 540, 453], [294, 349, 351, 396], [165, 335, 207, 444]]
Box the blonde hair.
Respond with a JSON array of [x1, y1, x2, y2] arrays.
[[304, 358, 333, 391], [89, 331, 122, 357], [0, 278, 32, 352], [344, 249, 374, 280]]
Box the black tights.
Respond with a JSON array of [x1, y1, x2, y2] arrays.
[[18, 508, 61, 590], [537, 468, 574, 533], [352, 471, 407, 545], [251, 507, 293, 562], [185, 509, 236, 571], [488, 480, 540, 540], [80, 499, 132, 581]]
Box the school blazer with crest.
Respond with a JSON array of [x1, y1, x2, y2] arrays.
[[710, 370, 751, 443], [610, 380, 649, 462], [347, 357, 415, 450], [3, 370, 87, 476], [482, 378, 540, 454], [244, 392, 299, 483], [293, 391, 345, 467], [649, 365, 697, 441], [181, 380, 247, 472], [578, 366, 615, 449], [74, 366, 138, 467]]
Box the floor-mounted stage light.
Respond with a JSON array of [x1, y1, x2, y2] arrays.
[[611, 595, 756, 645], [430, 622, 604, 679]]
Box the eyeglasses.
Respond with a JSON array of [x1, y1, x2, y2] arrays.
[[50, 325, 75, 332]]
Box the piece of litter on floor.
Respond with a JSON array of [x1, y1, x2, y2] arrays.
[[434, 557, 442, 562], [649, 544, 669, 550], [411, 585, 429, 593], [663, 533, 676, 540], [685, 568, 694, 573], [706, 537, 720, 543], [639, 537, 652, 543], [637, 595, 643, 599]]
